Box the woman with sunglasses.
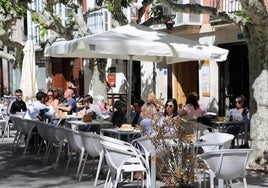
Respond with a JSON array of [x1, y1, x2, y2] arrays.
[[46, 89, 59, 110], [225, 95, 250, 147]]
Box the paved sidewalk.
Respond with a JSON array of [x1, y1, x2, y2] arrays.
[[0, 132, 267, 188]]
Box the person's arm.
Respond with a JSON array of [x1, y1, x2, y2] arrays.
[[22, 101, 27, 112], [178, 107, 187, 117], [7, 100, 15, 114]]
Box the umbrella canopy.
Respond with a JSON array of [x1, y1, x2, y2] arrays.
[[44, 23, 229, 123], [20, 40, 38, 101], [45, 23, 228, 63]]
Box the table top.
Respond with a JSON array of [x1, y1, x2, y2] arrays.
[[101, 128, 142, 134], [67, 120, 113, 126], [52, 115, 82, 120], [212, 120, 245, 125]]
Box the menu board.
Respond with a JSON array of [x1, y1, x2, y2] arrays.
[[201, 61, 210, 97]]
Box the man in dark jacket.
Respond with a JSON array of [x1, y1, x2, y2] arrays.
[[8, 89, 27, 114]]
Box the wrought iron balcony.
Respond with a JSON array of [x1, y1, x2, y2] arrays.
[[209, 0, 242, 26]]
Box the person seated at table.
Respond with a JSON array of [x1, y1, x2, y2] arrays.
[[94, 95, 112, 118], [225, 95, 250, 147], [140, 92, 159, 135], [23, 91, 55, 148], [76, 94, 102, 132], [77, 95, 102, 118], [111, 100, 127, 127], [159, 98, 179, 135], [7, 89, 27, 114], [57, 89, 77, 115], [131, 99, 145, 126], [46, 89, 59, 111], [23, 91, 55, 121], [178, 92, 203, 120]]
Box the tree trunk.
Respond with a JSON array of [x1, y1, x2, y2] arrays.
[[246, 25, 268, 170], [87, 59, 108, 102]]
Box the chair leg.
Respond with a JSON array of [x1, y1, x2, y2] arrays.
[[65, 152, 72, 174], [79, 153, 88, 181], [36, 139, 45, 158], [94, 151, 104, 186], [23, 133, 32, 156], [54, 142, 63, 169], [218, 178, 224, 188], [2, 120, 9, 142], [243, 177, 248, 188], [75, 148, 85, 179], [43, 141, 52, 165]]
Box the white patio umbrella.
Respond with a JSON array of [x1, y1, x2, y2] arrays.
[[20, 40, 38, 101], [45, 23, 228, 63], [44, 23, 228, 122]]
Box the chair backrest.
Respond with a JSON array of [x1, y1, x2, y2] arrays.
[[199, 149, 252, 180], [100, 135, 134, 148], [51, 125, 66, 143], [131, 136, 154, 157], [64, 128, 84, 152], [11, 116, 29, 134], [80, 131, 103, 157], [101, 140, 143, 173], [21, 119, 37, 133], [36, 121, 51, 141], [200, 133, 234, 153]]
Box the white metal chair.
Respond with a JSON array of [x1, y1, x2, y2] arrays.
[[64, 128, 85, 179], [101, 135, 142, 183], [200, 132, 234, 153], [49, 125, 67, 169], [101, 140, 150, 188], [21, 119, 39, 156], [79, 132, 104, 184], [199, 149, 252, 188], [1, 112, 11, 141], [36, 121, 54, 164], [131, 136, 155, 169]]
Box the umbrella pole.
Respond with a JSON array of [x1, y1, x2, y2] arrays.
[[127, 55, 133, 124]]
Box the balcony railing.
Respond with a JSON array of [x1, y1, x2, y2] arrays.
[[209, 0, 242, 25]]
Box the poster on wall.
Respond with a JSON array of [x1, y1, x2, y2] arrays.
[[201, 61, 210, 97], [108, 67, 116, 87]]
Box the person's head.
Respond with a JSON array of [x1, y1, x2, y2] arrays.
[[235, 95, 246, 109], [15, 89, 23, 101], [82, 95, 94, 107], [36, 91, 47, 104], [164, 98, 178, 117], [64, 89, 74, 100], [186, 92, 199, 110], [133, 99, 145, 113], [47, 89, 55, 100], [147, 92, 156, 103], [141, 102, 158, 119]]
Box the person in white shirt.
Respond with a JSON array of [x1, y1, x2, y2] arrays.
[[23, 91, 54, 121]]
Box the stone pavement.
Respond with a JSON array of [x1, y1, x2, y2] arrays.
[[0, 131, 267, 188]]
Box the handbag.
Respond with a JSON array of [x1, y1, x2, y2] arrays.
[[82, 111, 94, 122]]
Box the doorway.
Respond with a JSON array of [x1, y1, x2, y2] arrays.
[[172, 61, 199, 106], [218, 43, 249, 116]]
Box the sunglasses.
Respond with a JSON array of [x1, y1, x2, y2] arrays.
[[16, 94, 23, 97], [166, 104, 174, 108]]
